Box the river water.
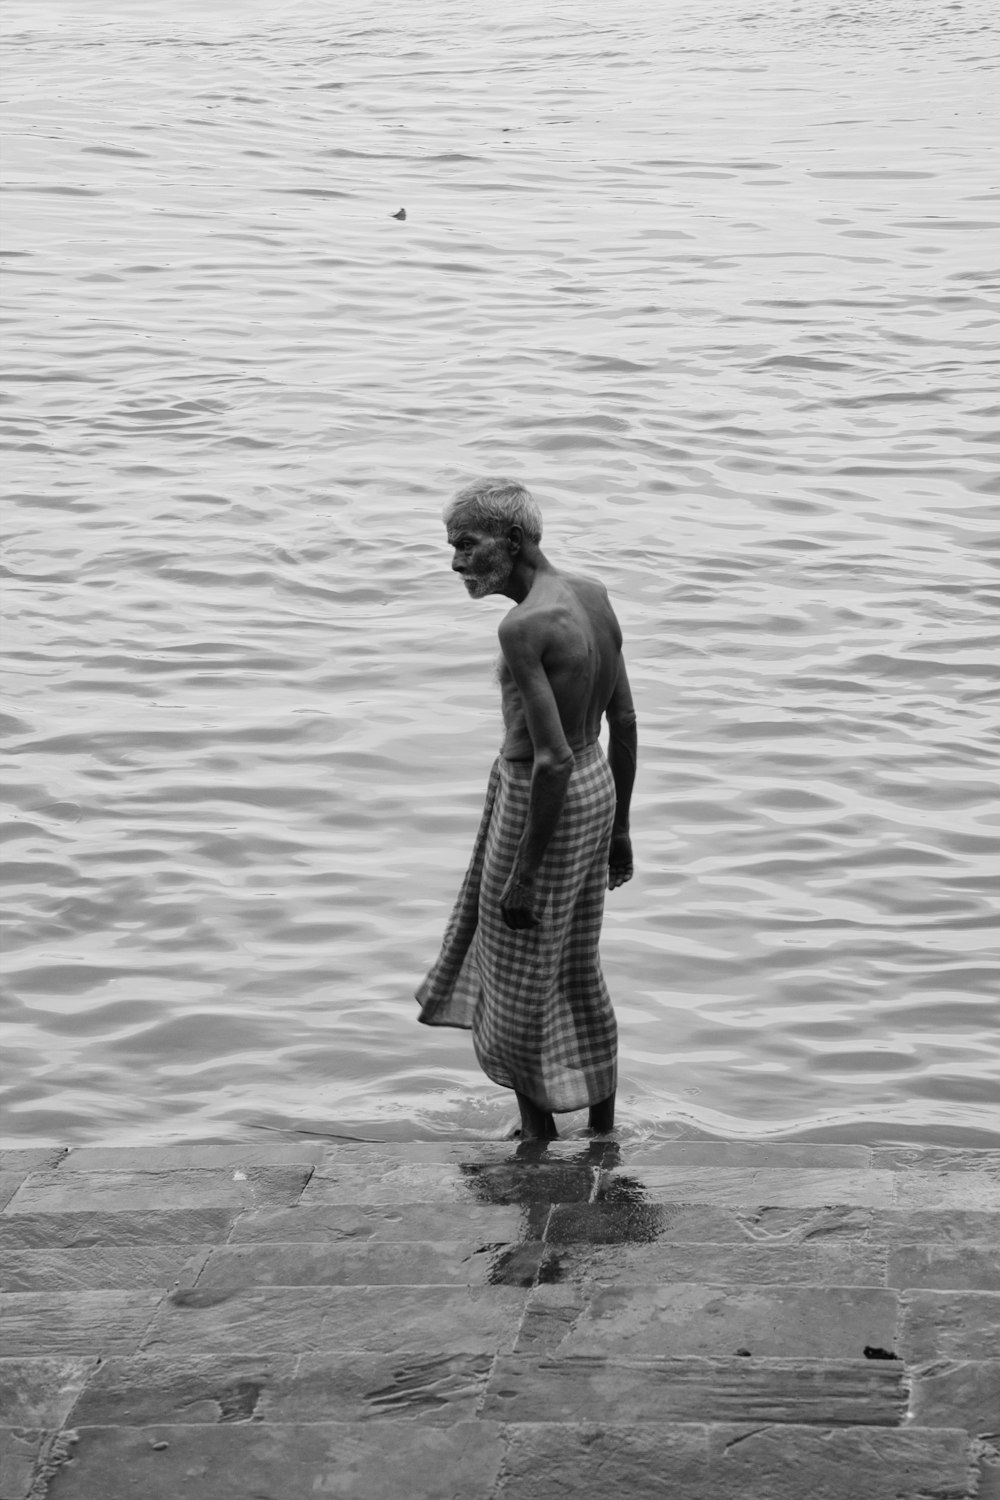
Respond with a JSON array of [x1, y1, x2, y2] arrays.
[[2, 0, 998, 1148]]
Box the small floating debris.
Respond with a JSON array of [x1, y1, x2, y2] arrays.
[[391, 207, 406, 220]]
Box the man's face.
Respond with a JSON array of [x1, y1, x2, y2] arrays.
[[447, 521, 513, 599]]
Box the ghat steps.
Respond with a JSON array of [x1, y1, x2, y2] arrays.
[[1, 1139, 998, 1498]]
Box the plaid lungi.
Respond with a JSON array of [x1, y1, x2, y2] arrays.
[[416, 741, 617, 1113]]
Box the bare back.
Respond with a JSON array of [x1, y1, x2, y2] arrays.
[[498, 571, 624, 761]]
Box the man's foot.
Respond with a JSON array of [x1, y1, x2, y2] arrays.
[[587, 1093, 616, 1134], [515, 1092, 558, 1140]]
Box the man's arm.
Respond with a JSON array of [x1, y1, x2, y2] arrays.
[[497, 615, 574, 929], [606, 654, 637, 889]]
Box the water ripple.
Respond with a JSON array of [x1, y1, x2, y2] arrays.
[[1, 0, 998, 1147]]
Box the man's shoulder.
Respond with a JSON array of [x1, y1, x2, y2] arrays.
[[499, 572, 615, 649], [565, 570, 611, 605]]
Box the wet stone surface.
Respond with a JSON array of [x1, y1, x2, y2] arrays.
[[1, 1139, 995, 1498]]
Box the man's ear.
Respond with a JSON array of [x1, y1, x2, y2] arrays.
[[507, 524, 523, 554]]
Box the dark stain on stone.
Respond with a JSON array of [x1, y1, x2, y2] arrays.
[[217, 1381, 261, 1423], [550, 1198, 666, 1246], [168, 1286, 233, 1309], [735, 1348, 752, 1357], [459, 1161, 595, 1205], [455, 1141, 635, 1285], [595, 1172, 648, 1207], [486, 1244, 544, 1287], [863, 1346, 900, 1361], [537, 1251, 565, 1284]]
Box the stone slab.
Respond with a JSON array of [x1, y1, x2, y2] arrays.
[[909, 1359, 1000, 1440], [496, 1422, 977, 1500], [61, 1143, 329, 1171], [0, 1358, 98, 1427], [979, 1446, 1000, 1500], [298, 1164, 475, 1206], [0, 1208, 238, 1250], [888, 1244, 1000, 1291], [195, 1240, 548, 1289], [900, 1290, 1000, 1362], [625, 1143, 874, 1170], [44, 1420, 507, 1500], [599, 1167, 896, 1208], [892, 1173, 1000, 1210], [0, 1429, 79, 1500], [0, 1175, 26, 1213], [299, 1160, 598, 1208], [0, 1149, 67, 1173], [140, 1284, 528, 1356], [319, 1141, 520, 1167], [5, 1166, 311, 1214], [460, 1162, 601, 1206], [516, 1284, 899, 1360], [481, 1354, 906, 1426], [546, 1202, 873, 1246], [871, 1208, 1000, 1246], [228, 1202, 527, 1244], [70, 1350, 494, 1427], [549, 1240, 886, 1288], [872, 1148, 1000, 1176], [0, 1246, 210, 1292], [0, 1290, 163, 1357]]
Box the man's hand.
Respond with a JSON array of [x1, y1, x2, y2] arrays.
[[608, 831, 633, 890], [500, 868, 540, 930]]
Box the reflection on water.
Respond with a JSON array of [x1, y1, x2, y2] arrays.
[[1, 0, 998, 1147]]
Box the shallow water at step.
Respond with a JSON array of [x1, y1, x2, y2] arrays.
[[1, 0, 998, 1147]]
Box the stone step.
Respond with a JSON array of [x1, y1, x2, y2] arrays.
[[5, 1236, 998, 1294], [0, 1418, 981, 1500], [7, 1157, 1000, 1218], [0, 1349, 924, 1430], [4, 1350, 997, 1439]]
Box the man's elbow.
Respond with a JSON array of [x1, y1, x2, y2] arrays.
[[534, 747, 575, 778], [609, 709, 638, 740]]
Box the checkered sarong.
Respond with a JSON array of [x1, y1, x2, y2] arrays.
[[416, 742, 617, 1113]]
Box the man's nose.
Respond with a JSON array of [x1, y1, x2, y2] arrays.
[[451, 552, 464, 572]]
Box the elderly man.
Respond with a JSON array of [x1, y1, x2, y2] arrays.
[[417, 478, 637, 1140]]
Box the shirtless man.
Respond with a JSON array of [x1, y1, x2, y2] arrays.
[[417, 478, 637, 1140]]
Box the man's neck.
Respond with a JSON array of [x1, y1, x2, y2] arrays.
[[502, 546, 554, 603]]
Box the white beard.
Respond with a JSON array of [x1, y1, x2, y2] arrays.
[[464, 545, 511, 598]]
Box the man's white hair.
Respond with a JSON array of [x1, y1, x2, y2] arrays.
[[443, 478, 543, 543]]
